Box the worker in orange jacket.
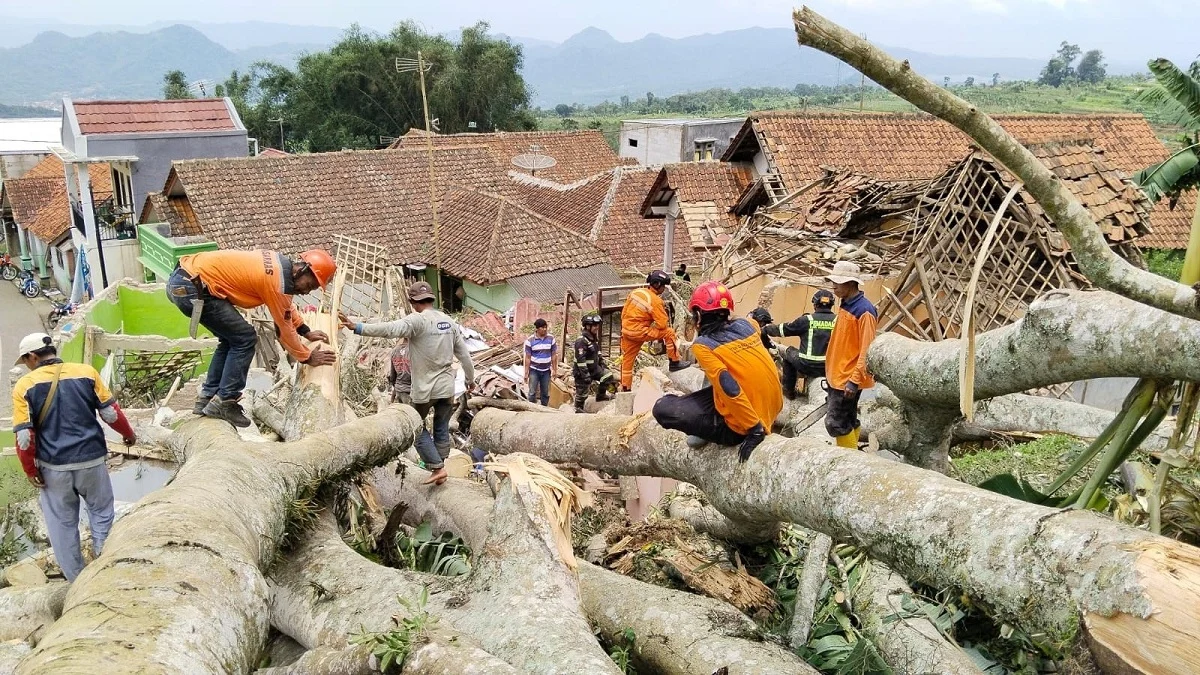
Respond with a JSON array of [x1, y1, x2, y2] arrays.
[[167, 249, 338, 427], [652, 281, 782, 462], [822, 261, 878, 449], [620, 270, 686, 390]]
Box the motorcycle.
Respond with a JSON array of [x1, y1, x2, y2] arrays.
[[45, 292, 76, 328], [0, 253, 18, 281], [15, 268, 41, 299]]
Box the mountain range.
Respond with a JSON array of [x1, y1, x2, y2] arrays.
[[0, 19, 1143, 109]]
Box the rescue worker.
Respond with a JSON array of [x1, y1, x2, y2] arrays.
[[620, 270, 685, 391], [167, 249, 338, 427], [652, 281, 782, 463], [12, 333, 136, 581], [341, 281, 476, 486], [762, 290, 838, 399], [573, 313, 615, 413], [823, 261, 878, 449], [748, 307, 775, 351]]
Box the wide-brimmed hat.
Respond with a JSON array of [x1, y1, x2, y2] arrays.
[[407, 281, 436, 302], [825, 260, 863, 285]]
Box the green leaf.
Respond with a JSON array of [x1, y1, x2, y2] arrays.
[[1149, 58, 1200, 127], [414, 521, 434, 542], [809, 634, 852, 654], [1133, 149, 1200, 203], [977, 473, 1049, 503]]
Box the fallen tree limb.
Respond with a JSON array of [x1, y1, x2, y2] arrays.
[[0, 584, 67, 644], [0, 643, 30, 675], [666, 484, 780, 545], [18, 406, 422, 675], [854, 561, 983, 675], [792, 6, 1200, 321], [253, 645, 375, 675], [787, 532, 831, 650], [471, 408, 1200, 674], [371, 463, 818, 675], [954, 393, 1170, 449]]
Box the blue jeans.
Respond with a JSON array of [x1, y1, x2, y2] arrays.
[[528, 369, 551, 406], [167, 268, 257, 401], [39, 462, 114, 582], [412, 398, 453, 469]]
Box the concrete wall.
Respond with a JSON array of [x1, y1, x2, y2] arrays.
[[85, 132, 248, 208], [464, 280, 518, 314], [682, 120, 744, 162], [0, 153, 50, 181], [618, 123, 683, 166]]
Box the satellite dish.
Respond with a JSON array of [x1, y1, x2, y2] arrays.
[[511, 144, 557, 174]]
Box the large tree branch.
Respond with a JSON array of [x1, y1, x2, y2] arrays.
[[471, 408, 1200, 674], [792, 6, 1200, 320], [19, 407, 423, 675], [0, 583, 67, 644]]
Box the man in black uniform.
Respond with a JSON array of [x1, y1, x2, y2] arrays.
[[759, 290, 838, 399], [573, 314, 615, 413]]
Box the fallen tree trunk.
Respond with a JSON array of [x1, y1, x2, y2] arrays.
[[18, 406, 422, 675], [471, 408, 1200, 674], [0, 584, 67, 644], [791, 6, 1200, 321], [787, 533, 831, 650], [666, 483, 780, 545], [370, 463, 819, 675], [865, 290, 1200, 468]]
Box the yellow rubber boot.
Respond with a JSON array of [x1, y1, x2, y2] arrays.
[[835, 427, 860, 449]]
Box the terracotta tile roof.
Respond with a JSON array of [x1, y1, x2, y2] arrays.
[[1024, 141, 1151, 243], [3, 155, 112, 244], [642, 162, 755, 249], [725, 111, 1193, 248], [507, 264, 625, 303], [437, 187, 614, 285], [146, 193, 203, 236], [154, 146, 513, 263], [257, 148, 291, 158], [507, 171, 614, 236], [391, 129, 623, 184], [592, 166, 695, 271], [72, 99, 238, 135]]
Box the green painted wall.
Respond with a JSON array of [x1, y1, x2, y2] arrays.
[[463, 280, 517, 314]]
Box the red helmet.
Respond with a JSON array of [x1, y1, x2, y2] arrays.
[[689, 281, 734, 314], [299, 249, 336, 289]]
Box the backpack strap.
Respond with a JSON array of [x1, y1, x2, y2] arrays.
[[36, 363, 64, 428]]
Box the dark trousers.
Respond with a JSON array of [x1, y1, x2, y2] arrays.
[[412, 398, 454, 469], [652, 387, 745, 447], [782, 348, 826, 396], [824, 385, 862, 438], [573, 365, 614, 410], [528, 369, 552, 406], [168, 268, 257, 401]]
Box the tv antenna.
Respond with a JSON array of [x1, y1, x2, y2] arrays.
[[512, 143, 557, 176], [188, 79, 213, 97], [395, 52, 444, 306]]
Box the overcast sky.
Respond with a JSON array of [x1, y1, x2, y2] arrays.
[[1, 0, 1194, 65]]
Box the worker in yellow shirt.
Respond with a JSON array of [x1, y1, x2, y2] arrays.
[[652, 281, 782, 462], [823, 261, 878, 449], [167, 249, 338, 427], [619, 270, 685, 390]]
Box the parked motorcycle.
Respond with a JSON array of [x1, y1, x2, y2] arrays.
[[0, 253, 18, 281], [45, 291, 76, 328], [15, 268, 41, 299]]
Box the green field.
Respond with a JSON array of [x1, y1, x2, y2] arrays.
[[1, 455, 34, 510], [538, 77, 1188, 150]]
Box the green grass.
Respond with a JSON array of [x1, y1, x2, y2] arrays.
[[0, 455, 35, 510], [1145, 248, 1186, 281], [951, 434, 1096, 495]]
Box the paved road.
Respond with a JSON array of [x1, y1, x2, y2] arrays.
[[0, 280, 45, 418]]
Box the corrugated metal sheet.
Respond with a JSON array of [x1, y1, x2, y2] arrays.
[[507, 263, 624, 303]]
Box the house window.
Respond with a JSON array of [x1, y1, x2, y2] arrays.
[[628, 138, 638, 148], [693, 140, 715, 161]]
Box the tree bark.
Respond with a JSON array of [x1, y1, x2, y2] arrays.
[[853, 562, 983, 675], [0, 584, 67, 644], [369, 463, 820, 675], [0, 643, 30, 675], [18, 407, 422, 675], [666, 484, 780, 545], [791, 6, 1200, 321], [866, 290, 1200, 468], [787, 533, 831, 650], [470, 407, 1200, 674]]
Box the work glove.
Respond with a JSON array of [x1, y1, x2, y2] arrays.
[[844, 381, 860, 398], [738, 423, 767, 463]]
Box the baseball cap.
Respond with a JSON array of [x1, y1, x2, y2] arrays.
[[408, 281, 436, 302], [15, 333, 53, 365]]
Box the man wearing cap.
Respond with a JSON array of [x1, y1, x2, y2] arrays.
[[341, 281, 475, 486], [758, 290, 839, 399], [619, 270, 685, 391], [573, 313, 614, 413], [523, 318, 558, 407], [11, 333, 136, 581], [823, 261, 878, 449], [167, 249, 338, 427]]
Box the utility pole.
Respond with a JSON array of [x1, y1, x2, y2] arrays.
[[269, 118, 285, 151], [397, 52, 442, 307]]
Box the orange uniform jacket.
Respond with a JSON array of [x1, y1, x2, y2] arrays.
[[621, 288, 673, 341], [824, 292, 878, 391], [179, 250, 311, 362], [692, 318, 783, 435]]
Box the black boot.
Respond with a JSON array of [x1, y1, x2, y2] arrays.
[[668, 360, 689, 372], [738, 423, 767, 463], [595, 386, 610, 402]]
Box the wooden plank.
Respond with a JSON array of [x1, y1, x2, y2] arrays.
[[914, 260, 945, 341]]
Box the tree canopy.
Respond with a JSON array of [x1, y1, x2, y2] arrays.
[[162, 70, 193, 100], [187, 22, 536, 152], [1039, 42, 1105, 87]]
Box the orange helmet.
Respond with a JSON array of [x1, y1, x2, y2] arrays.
[[299, 249, 336, 289], [689, 281, 734, 314]]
